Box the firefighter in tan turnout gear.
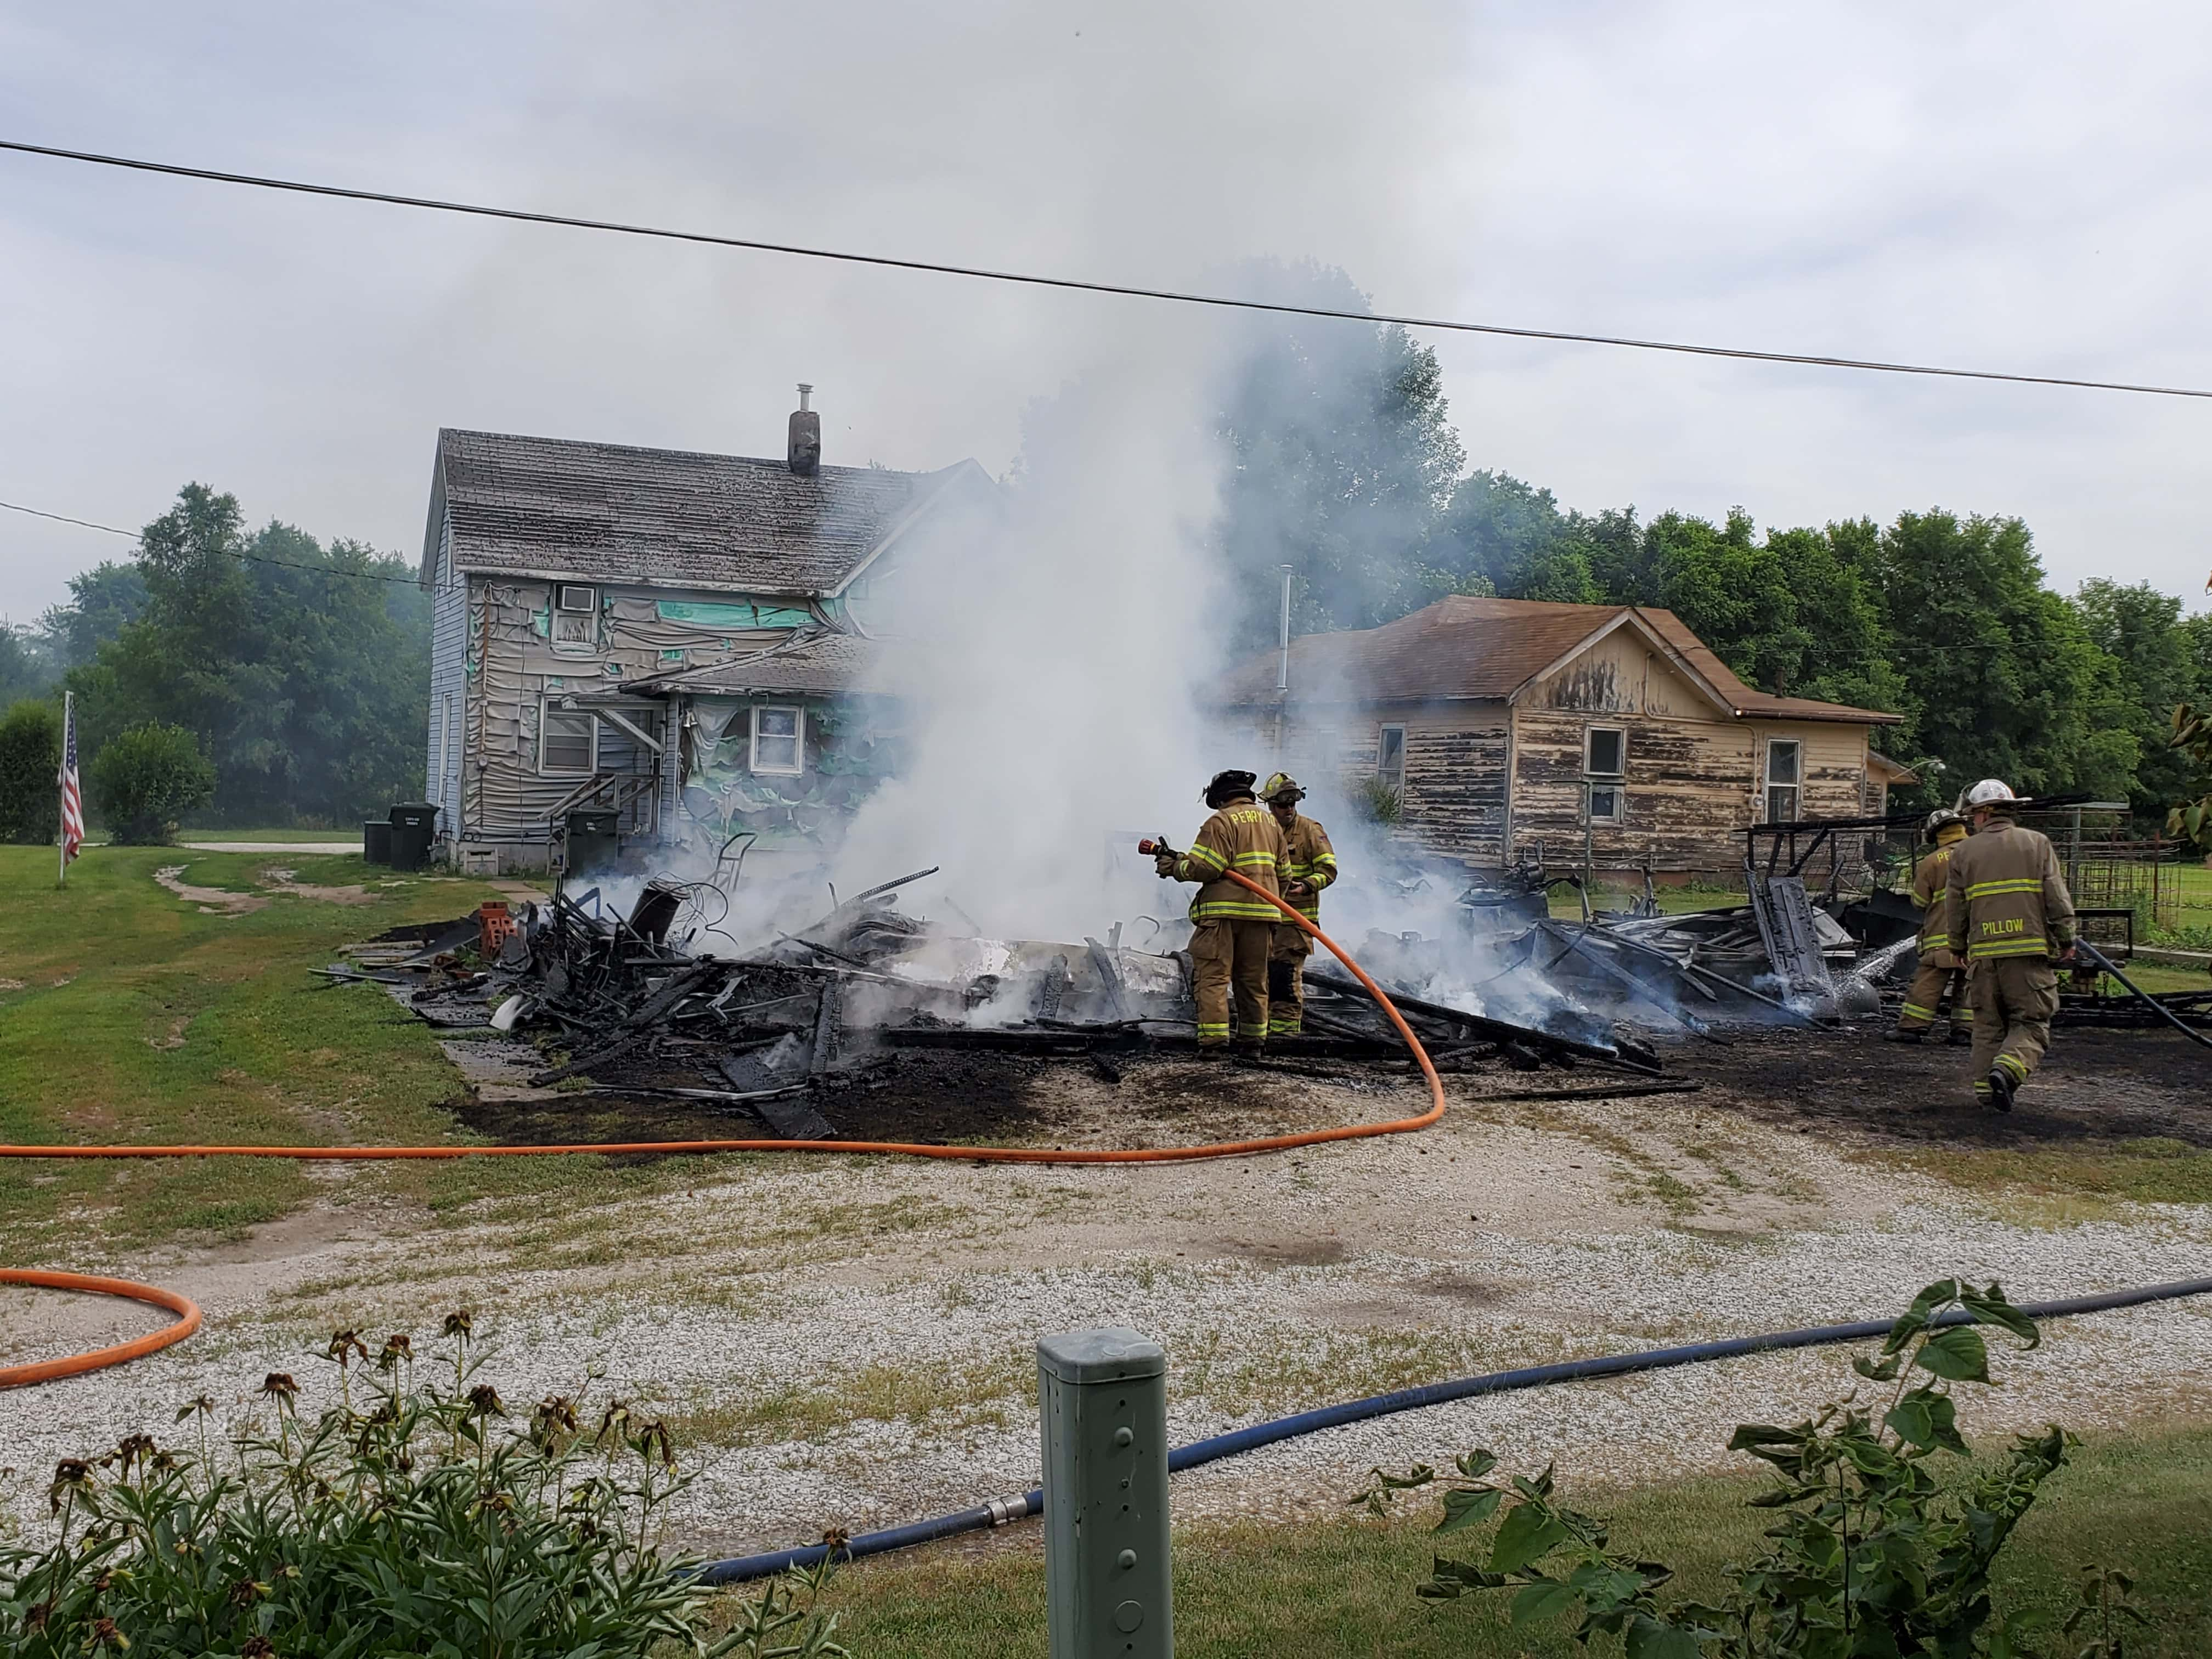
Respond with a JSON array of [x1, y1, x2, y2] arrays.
[[1884, 808, 1971, 1046], [1942, 778, 2078, 1111], [1156, 770, 1288, 1056], [1258, 772, 1337, 1039]]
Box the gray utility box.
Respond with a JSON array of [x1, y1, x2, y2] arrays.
[[1039, 1328, 1171, 1659]]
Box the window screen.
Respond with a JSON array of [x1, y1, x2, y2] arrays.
[[752, 706, 804, 775], [1376, 725, 1406, 792], [540, 707, 594, 774], [1588, 783, 1623, 823]]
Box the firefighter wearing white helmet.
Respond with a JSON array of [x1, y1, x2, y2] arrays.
[[1884, 808, 1971, 1046], [1941, 779, 2078, 1110], [1257, 772, 1338, 1037]]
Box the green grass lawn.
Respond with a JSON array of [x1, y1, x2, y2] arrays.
[[173, 826, 371, 843], [0, 843, 682, 1261], [793, 1426, 2212, 1657]]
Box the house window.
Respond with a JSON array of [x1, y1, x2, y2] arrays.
[[551, 585, 598, 654], [1375, 724, 1406, 793], [751, 705, 804, 775], [540, 703, 596, 774], [1765, 738, 1802, 823], [1585, 725, 1626, 824]]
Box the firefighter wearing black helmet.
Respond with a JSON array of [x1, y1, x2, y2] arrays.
[[1155, 769, 1288, 1054], [1885, 808, 1971, 1046]]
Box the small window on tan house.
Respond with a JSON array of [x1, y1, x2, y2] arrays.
[[1585, 726, 1626, 823], [1375, 724, 1406, 793], [1765, 738, 1802, 823], [540, 703, 595, 774]]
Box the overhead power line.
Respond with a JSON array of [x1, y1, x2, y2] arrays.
[[0, 496, 420, 585], [5, 137, 2210, 403]]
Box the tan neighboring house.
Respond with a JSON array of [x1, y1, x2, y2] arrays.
[[1215, 596, 1909, 875]]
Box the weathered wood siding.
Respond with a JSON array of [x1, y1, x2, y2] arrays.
[[1240, 701, 1510, 867], [424, 511, 467, 837], [458, 582, 832, 849], [1506, 628, 1870, 871]]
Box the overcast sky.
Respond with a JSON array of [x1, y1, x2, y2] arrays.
[[3, 1, 2207, 624]]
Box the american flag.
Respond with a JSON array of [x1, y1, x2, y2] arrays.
[[58, 692, 83, 867]]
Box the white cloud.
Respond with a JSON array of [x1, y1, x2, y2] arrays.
[[2, 0, 2206, 623]]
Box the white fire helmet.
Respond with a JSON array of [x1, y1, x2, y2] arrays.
[[1963, 778, 2018, 809]]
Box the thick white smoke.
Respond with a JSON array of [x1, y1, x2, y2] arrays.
[[828, 313, 1243, 941]]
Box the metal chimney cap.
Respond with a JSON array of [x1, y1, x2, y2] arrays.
[[796, 382, 814, 411]]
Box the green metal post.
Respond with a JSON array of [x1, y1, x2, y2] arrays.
[[1039, 1328, 1171, 1659]]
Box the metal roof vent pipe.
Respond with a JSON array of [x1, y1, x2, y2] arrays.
[[788, 382, 821, 477]]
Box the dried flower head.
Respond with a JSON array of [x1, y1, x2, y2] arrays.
[[89, 1615, 128, 1650], [377, 1333, 415, 1370], [229, 1576, 269, 1606], [442, 1310, 474, 1340], [49, 1458, 91, 1513], [465, 1384, 506, 1419], [822, 1527, 852, 1554], [242, 1637, 276, 1658], [113, 1434, 156, 1472], [258, 1373, 298, 1403], [325, 1329, 369, 1367]]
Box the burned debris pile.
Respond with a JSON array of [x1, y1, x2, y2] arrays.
[[331, 865, 1670, 1143]]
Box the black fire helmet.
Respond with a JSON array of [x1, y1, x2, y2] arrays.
[[1203, 769, 1259, 807]]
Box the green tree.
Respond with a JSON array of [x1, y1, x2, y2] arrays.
[[2072, 579, 2203, 819], [0, 625, 53, 706], [36, 559, 148, 672], [1875, 511, 2136, 802], [1434, 471, 1599, 603], [1212, 261, 1466, 645], [87, 721, 215, 844], [0, 699, 62, 844], [65, 486, 430, 826]]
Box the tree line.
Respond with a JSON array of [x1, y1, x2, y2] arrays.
[[1211, 267, 2211, 821], [0, 483, 429, 841]]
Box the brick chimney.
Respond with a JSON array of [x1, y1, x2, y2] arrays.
[[787, 383, 821, 477]]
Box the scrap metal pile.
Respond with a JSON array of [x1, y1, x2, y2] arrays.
[[334, 865, 1668, 1141]]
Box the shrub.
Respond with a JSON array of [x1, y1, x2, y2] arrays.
[[86, 721, 215, 845], [1356, 775, 1404, 825], [0, 699, 61, 844], [1354, 1279, 2127, 1657], [0, 1316, 848, 1657]]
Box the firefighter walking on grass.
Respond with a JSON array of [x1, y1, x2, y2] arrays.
[[1942, 778, 2078, 1111], [1156, 769, 1287, 1056], [1884, 808, 1971, 1046], [1259, 772, 1337, 1039]]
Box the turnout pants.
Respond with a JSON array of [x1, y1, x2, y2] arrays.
[[1191, 919, 1273, 1047], [1267, 921, 1316, 1037], [1897, 950, 1966, 1032], [1968, 957, 2059, 1103]]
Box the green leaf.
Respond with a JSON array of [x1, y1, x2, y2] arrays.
[[1509, 1577, 1580, 1627], [1915, 1325, 1991, 1383], [1437, 1486, 1503, 1533], [1623, 1611, 1704, 1659], [1455, 1449, 1499, 1480], [1489, 1503, 1572, 1575], [1960, 1282, 2041, 1349], [1886, 1390, 1971, 1454], [1852, 1353, 1902, 1383], [1728, 1424, 1809, 1451]]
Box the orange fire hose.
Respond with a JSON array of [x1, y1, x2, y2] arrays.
[[1, 871, 1442, 1383], [0, 1269, 204, 1388]]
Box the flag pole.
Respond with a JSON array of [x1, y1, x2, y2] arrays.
[[58, 689, 71, 887]]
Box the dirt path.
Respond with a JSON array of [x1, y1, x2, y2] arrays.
[[4, 1024, 2208, 1556]]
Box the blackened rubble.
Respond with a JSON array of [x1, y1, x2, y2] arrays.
[[332, 865, 1672, 1144]]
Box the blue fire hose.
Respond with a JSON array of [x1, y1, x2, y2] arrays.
[[698, 1274, 2212, 1584]]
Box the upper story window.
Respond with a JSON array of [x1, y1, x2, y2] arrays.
[[1765, 737, 1802, 822], [551, 584, 598, 654], [1585, 725, 1626, 823], [751, 705, 804, 775]]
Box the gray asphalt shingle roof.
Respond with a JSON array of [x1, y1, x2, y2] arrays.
[[426, 428, 981, 594]]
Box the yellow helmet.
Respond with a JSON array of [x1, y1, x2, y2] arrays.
[[1259, 771, 1305, 804]]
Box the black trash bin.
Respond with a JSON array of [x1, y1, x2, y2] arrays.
[[565, 807, 620, 875], [388, 802, 439, 872], [363, 819, 393, 865]]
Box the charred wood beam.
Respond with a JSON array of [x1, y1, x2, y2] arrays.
[[1301, 968, 1662, 1075]]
